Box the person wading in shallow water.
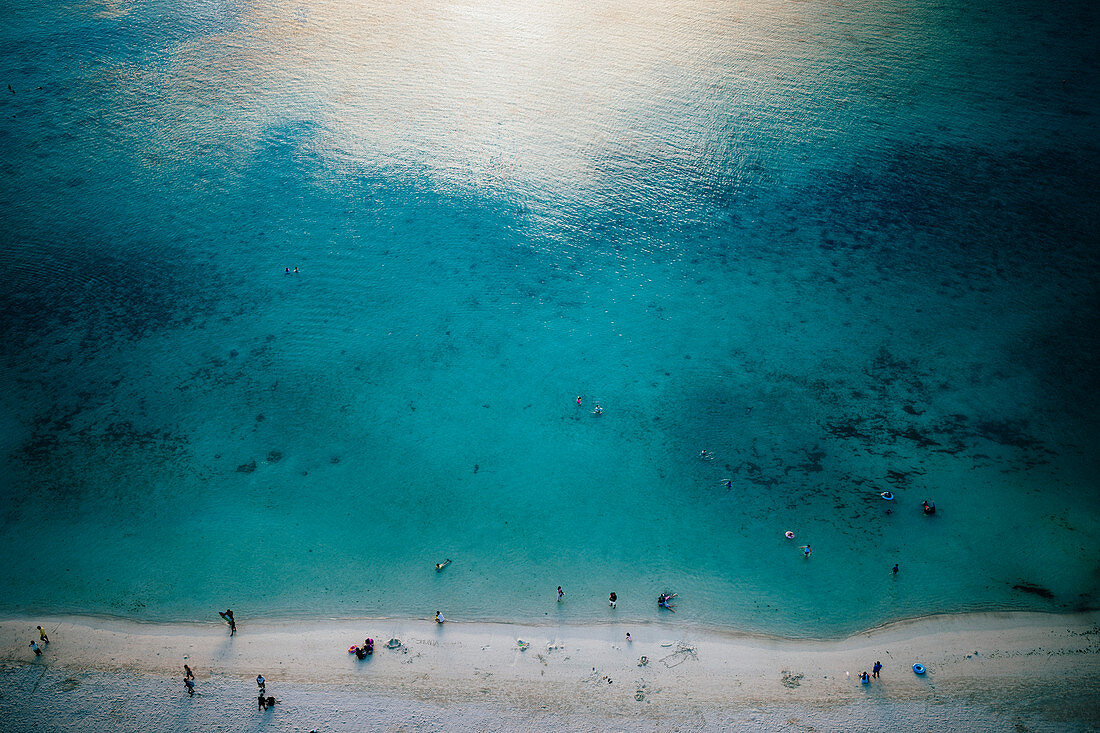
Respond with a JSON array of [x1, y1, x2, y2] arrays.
[[220, 609, 236, 635]]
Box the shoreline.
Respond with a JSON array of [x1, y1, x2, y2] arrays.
[[6, 602, 1095, 640], [2, 610, 1098, 730]]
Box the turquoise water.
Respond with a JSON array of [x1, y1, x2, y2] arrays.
[[0, 0, 1097, 637]]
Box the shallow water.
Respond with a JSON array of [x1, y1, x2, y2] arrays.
[[0, 0, 1097, 637]]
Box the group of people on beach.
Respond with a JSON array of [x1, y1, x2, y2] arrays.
[[349, 638, 374, 659], [28, 625, 49, 657], [858, 660, 884, 684], [256, 674, 279, 709]]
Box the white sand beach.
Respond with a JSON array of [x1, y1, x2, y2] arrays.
[[1, 611, 1097, 731]]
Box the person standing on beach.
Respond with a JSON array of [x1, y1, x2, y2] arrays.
[[557, 586, 564, 602], [184, 664, 195, 680], [36, 626, 49, 644], [185, 677, 195, 697], [29, 641, 42, 656], [258, 691, 267, 710], [256, 674, 265, 693], [872, 660, 882, 678]]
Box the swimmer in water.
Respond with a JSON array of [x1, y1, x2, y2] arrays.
[[576, 396, 582, 406], [800, 544, 812, 557], [435, 559, 451, 572], [592, 403, 602, 415]]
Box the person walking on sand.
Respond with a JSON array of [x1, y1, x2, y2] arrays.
[[609, 592, 617, 608], [557, 586, 564, 602], [184, 664, 195, 680], [258, 691, 267, 710], [625, 633, 632, 642], [185, 677, 195, 697], [256, 674, 265, 693], [29, 640, 42, 656], [37, 626, 49, 644], [873, 660, 882, 678]]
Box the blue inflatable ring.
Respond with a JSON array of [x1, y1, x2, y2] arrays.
[[880, 491, 894, 500], [913, 663, 926, 675]]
